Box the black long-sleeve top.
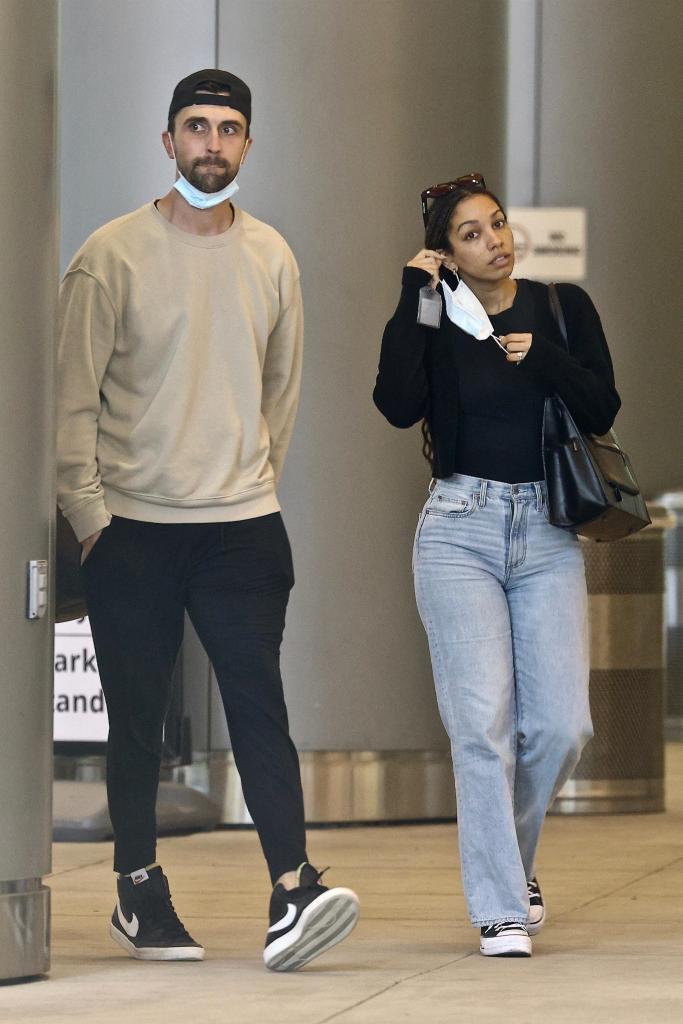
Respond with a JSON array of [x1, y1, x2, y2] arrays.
[[373, 267, 621, 481]]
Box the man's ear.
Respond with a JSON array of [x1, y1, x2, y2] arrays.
[[239, 136, 254, 167], [161, 131, 175, 160]]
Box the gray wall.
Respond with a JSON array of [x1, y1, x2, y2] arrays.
[[537, 0, 683, 497], [0, 0, 57, 879], [0, 0, 58, 980], [59, 0, 217, 272], [56, 0, 681, 756], [58, 0, 508, 756], [216, 0, 507, 749]]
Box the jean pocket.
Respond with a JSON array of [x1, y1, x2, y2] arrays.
[[425, 490, 476, 518], [80, 534, 103, 567], [80, 519, 115, 568]]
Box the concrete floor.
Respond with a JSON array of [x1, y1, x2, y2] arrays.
[[3, 748, 683, 1024]]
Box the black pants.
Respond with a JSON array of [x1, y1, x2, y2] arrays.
[[82, 512, 308, 882]]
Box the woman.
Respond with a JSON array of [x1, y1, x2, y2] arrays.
[[373, 174, 620, 957]]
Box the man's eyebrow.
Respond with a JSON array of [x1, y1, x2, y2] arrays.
[[181, 115, 243, 128]]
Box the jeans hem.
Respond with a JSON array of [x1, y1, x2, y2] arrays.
[[473, 916, 529, 927]]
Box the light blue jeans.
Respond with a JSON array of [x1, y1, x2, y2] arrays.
[[413, 474, 592, 927]]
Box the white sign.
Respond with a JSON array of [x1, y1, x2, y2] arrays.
[[507, 207, 587, 281], [54, 616, 109, 742]]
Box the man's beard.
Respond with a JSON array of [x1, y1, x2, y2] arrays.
[[184, 157, 234, 194]]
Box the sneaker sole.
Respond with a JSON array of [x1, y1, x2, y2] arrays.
[[527, 907, 546, 936], [110, 923, 205, 961], [480, 936, 532, 958], [264, 888, 360, 972]]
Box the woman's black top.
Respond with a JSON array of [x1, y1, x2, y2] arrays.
[[453, 278, 546, 482], [373, 267, 621, 481]]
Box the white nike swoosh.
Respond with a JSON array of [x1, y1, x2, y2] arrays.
[[267, 902, 297, 934], [117, 900, 139, 938]]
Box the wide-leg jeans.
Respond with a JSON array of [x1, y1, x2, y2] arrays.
[[413, 473, 592, 926]]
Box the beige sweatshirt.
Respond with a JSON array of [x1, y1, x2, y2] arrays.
[[57, 203, 303, 542]]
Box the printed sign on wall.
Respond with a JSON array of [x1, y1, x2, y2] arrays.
[[54, 617, 108, 742], [507, 207, 587, 282]]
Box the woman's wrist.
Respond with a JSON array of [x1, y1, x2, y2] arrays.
[[402, 266, 433, 288]]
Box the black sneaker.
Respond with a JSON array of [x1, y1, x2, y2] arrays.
[[263, 863, 359, 971], [527, 877, 546, 935], [110, 865, 204, 961], [480, 921, 532, 957]]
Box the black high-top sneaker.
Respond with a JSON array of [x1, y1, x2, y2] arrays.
[[480, 920, 532, 957], [263, 863, 359, 971], [527, 877, 546, 935], [110, 865, 204, 961]]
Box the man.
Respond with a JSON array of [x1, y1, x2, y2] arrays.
[[57, 69, 359, 971]]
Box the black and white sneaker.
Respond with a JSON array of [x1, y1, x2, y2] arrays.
[[110, 865, 204, 961], [527, 877, 545, 935], [480, 921, 532, 957], [263, 863, 359, 971]]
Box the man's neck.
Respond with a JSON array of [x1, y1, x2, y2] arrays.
[[156, 189, 235, 236]]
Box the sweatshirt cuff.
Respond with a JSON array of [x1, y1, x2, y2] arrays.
[[65, 500, 112, 543], [401, 266, 432, 288], [519, 331, 571, 383]]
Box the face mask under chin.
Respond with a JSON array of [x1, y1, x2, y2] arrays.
[[168, 138, 244, 211], [172, 169, 240, 210]]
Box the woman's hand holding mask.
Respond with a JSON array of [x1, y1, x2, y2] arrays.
[[406, 249, 457, 288], [500, 332, 533, 363]]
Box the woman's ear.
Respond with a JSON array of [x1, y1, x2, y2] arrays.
[[437, 249, 458, 273]]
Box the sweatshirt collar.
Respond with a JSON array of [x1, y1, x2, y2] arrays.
[[149, 201, 243, 249]]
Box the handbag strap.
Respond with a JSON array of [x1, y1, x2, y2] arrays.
[[548, 282, 569, 353]]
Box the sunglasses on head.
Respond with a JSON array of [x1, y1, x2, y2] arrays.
[[420, 172, 487, 227]]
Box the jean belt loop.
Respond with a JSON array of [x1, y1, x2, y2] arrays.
[[429, 477, 437, 495], [534, 481, 542, 511], [478, 480, 488, 508], [536, 481, 547, 511]]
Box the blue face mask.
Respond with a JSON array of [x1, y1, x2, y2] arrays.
[[168, 136, 247, 210], [173, 172, 239, 210]]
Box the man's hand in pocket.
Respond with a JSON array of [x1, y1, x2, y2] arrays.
[[80, 530, 103, 565]]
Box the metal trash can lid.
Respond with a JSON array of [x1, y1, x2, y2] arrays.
[[644, 504, 677, 532], [578, 505, 676, 542], [654, 491, 683, 512]]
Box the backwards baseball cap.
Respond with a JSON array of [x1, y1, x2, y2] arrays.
[[168, 69, 251, 126]]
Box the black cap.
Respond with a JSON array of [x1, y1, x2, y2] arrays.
[[168, 69, 251, 126]]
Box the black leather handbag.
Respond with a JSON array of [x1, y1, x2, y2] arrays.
[[542, 284, 650, 542]]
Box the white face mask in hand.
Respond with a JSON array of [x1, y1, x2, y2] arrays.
[[440, 276, 495, 340]]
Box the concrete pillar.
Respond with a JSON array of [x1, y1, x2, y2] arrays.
[[185, 0, 507, 820], [59, 0, 217, 273], [535, 0, 683, 495], [56, 0, 508, 822], [53, 0, 220, 836], [0, 0, 58, 982]]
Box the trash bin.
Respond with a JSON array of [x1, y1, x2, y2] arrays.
[[655, 492, 683, 740], [53, 628, 220, 841], [552, 506, 674, 814]]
